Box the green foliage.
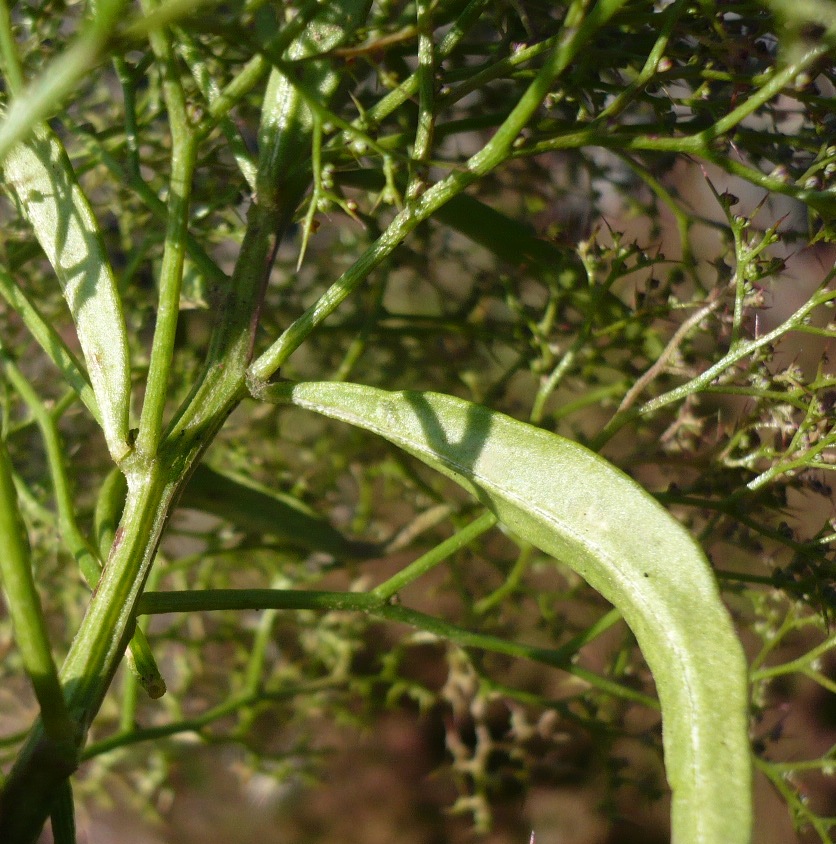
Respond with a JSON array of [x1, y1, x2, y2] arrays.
[[0, 0, 833, 842], [3, 123, 131, 460], [261, 381, 751, 843]]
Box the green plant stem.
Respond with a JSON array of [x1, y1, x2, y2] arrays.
[[259, 57, 395, 163], [0, 419, 168, 703], [94, 468, 127, 556], [591, 0, 686, 127], [377, 605, 657, 708], [406, 0, 435, 200], [803, 668, 836, 697], [0, 18, 381, 822], [249, 0, 631, 381], [240, 586, 281, 695], [296, 114, 324, 269], [359, 0, 488, 131], [537, 47, 835, 215], [135, 588, 658, 708], [0, 435, 75, 748], [162, 200, 283, 451], [552, 607, 625, 659], [193, 0, 322, 142], [164, 0, 373, 449], [74, 128, 227, 286], [474, 544, 533, 614], [0, 0, 23, 95], [125, 558, 166, 726], [593, 282, 836, 449], [176, 32, 256, 188], [371, 511, 497, 601], [118, 637, 141, 734], [49, 780, 76, 844], [516, 124, 836, 215], [0, 461, 174, 843], [437, 0, 597, 110], [138, 587, 383, 614], [759, 754, 836, 775], [113, 57, 140, 179], [751, 631, 836, 683], [743, 425, 836, 493], [755, 756, 835, 843], [61, 466, 172, 715], [749, 606, 803, 674], [713, 569, 774, 586], [617, 293, 723, 414], [161, 120, 301, 449], [82, 676, 342, 760], [136, 7, 197, 456], [3, 358, 101, 586], [203, 54, 268, 127], [440, 32, 563, 109], [540, 44, 828, 156], [618, 152, 694, 265]]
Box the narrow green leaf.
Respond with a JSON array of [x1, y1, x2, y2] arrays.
[[180, 463, 377, 559], [336, 170, 570, 271], [2, 124, 132, 462], [259, 381, 752, 844]]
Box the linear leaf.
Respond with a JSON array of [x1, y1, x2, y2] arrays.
[[3, 124, 131, 462], [259, 380, 752, 844], [181, 463, 377, 559]]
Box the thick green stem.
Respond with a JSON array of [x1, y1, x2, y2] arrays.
[[0, 6, 374, 837], [49, 780, 76, 844], [4, 358, 165, 698], [0, 458, 174, 843], [0, 420, 217, 839]]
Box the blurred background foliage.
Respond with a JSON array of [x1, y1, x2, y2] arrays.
[[1, 0, 836, 841]]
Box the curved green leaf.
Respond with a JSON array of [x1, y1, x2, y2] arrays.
[[3, 124, 132, 462], [259, 380, 752, 844]]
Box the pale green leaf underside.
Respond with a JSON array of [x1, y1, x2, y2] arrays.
[[267, 381, 752, 844], [3, 124, 131, 462]]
